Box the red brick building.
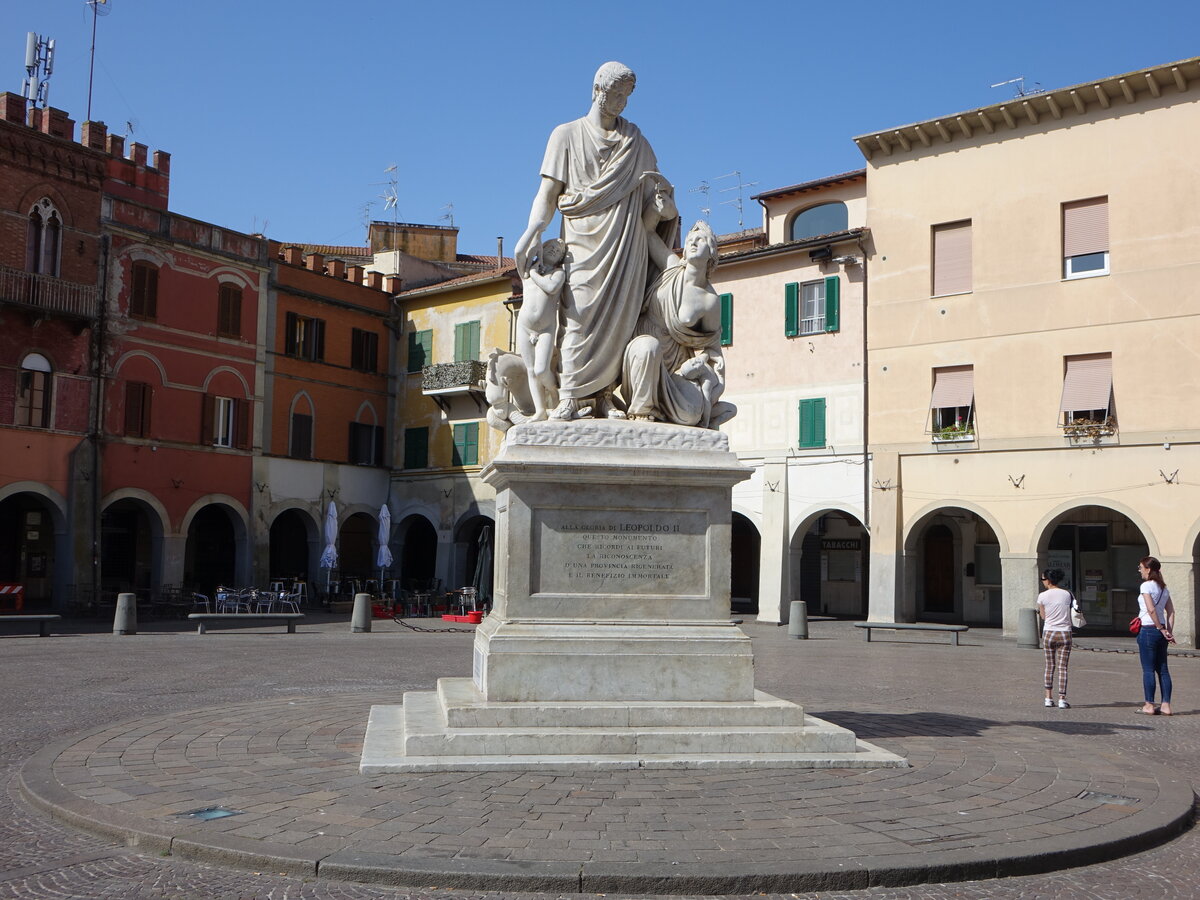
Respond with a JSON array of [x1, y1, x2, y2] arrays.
[[0, 96, 104, 609]]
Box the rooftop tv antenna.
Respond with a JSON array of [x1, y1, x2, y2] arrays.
[[439, 202, 455, 228], [371, 164, 401, 250], [716, 170, 758, 229], [85, 0, 111, 121], [22, 32, 56, 109], [990, 75, 1042, 98], [689, 180, 711, 220]]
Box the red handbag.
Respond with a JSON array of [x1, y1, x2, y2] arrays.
[[1129, 616, 1142, 635]]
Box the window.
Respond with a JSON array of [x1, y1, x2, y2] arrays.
[[284, 312, 325, 361], [351, 328, 379, 372], [403, 427, 428, 469], [454, 320, 481, 362], [929, 366, 974, 440], [785, 277, 840, 337], [289, 412, 312, 459], [201, 394, 248, 449], [797, 398, 826, 449], [15, 353, 52, 428], [1060, 353, 1114, 434], [932, 220, 972, 296], [217, 283, 242, 338], [789, 202, 848, 242], [348, 421, 384, 466], [453, 422, 479, 466], [25, 199, 61, 276], [407, 329, 432, 373], [719, 293, 733, 346], [130, 262, 158, 319], [124, 382, 152, 438], [1063, 197, 1109, 279]]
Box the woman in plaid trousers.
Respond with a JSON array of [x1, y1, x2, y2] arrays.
[[1037, 568, 1074, 709]]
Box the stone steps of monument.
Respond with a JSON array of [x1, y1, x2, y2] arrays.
[[399, 692, 859, 757], [436, 680, 805, 728]]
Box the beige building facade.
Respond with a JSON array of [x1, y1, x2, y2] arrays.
[[714, 172, 870, 623], [858, 56, 1200, 644]]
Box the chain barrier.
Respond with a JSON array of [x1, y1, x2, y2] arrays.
[[391, 616, 476, 634]]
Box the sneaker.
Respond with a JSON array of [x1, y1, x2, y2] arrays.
[[1058, 699, 1070, 709], [1044, 698, 1054, 707]]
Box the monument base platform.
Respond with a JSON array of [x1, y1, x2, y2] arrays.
[[359, 678, 907, 772]]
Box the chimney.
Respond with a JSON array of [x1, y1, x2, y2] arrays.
[[305, 253, 325, 273], [282, 245, 304, 265], [347, 264, 364, 284], [384, 274, 403, 293], [365, 270, 384, 290], [106, 133, 125, 157], [497, 236, 504, 265], [128, 141, 148, 166], [0, 93, 26, 123], [81, 120, 107, 150], [327, 258, 346, 279], [152, 149, 171, 175], [31, 107, 74, 140]]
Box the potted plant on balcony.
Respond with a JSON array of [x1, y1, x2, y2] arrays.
[[1063, 416, 1117, 443], [932, 422, 975, 442]]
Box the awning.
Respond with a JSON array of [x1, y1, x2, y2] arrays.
[[1059, 354, 1112, 413], [929, 366, 974, 409]]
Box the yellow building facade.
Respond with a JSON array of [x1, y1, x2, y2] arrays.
[[390, 268, 518, 594], [858, 56, 1200, 643]]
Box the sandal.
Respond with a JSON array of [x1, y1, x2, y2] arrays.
[[1134, 708, 1160, 715]]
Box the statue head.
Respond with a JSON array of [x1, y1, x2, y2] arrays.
[[592, 61, 636, 117], [539, 238, 566, 268], [683, 220, 719, 279]]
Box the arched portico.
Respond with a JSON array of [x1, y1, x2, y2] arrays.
[[396, 513, 439, 591], [100, 494, 168, 598], [731, 511, 760, 616], [0, 485, 68, 610], [903, 506, 1004, 626], [183, 501, 250, 593], [789, 509, 868, 618]]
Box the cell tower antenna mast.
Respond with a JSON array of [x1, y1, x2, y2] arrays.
[[22, 32, 56, 109], [716, 170, 759, 229], [85, 0, 111, 121]]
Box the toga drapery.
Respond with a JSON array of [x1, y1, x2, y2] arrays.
[[541, 115, 659, 400]]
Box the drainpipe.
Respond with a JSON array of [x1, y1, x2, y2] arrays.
[[856, 234, 869, 532], [91, 233, 110, 597]]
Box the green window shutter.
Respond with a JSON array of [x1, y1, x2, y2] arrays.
[[408, 330, 430, 372], [824, 276, 840, 333], [784, 282, 799, 337], [404, 427, 428, 469], [719, 293, 733, 346], [455, 320, 480, 362], [798, 398, 827, 449], [453, 422, 479, 466]]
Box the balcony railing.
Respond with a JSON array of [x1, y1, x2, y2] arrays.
[[421, 360, 487, 415], [0, 264, 99, 320]]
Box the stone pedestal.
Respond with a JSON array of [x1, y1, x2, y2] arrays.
[[362, 420, 902, 771]]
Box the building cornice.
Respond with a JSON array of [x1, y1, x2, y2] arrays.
[[854, 55, 1200, 161]]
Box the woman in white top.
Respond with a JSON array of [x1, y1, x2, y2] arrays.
[[1136, 556, 1175, 716], [1037, 568, 1074, 709]]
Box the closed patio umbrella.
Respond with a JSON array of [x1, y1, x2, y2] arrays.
[[319, 501, 338, 597], [377, 504, 393, 588]]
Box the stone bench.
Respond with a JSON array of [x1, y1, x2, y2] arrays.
[[188, 613, 304, 635], [853, 622, 969, 645], [0, 614, 61, 637]]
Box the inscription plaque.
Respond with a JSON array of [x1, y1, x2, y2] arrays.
[[532, 508, 708, 597]]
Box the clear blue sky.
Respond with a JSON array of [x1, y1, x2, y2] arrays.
[[12, 0, 1200, 254]]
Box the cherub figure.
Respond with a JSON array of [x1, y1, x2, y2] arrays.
[[676, 355, 737, 429], [516, 238, 566, 420]]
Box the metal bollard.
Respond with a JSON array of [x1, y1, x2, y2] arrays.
[[787, 600, 809, 639], [113, 592, 137, 635], [350, 592, 373, 633], [1017, 607, 1041, 649]]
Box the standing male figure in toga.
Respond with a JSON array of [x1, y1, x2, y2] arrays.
[[514, 61, 673, 420]]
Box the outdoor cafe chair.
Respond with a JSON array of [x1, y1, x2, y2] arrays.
[[191, 592, 211, 614], [276, 590, 301, 614]]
